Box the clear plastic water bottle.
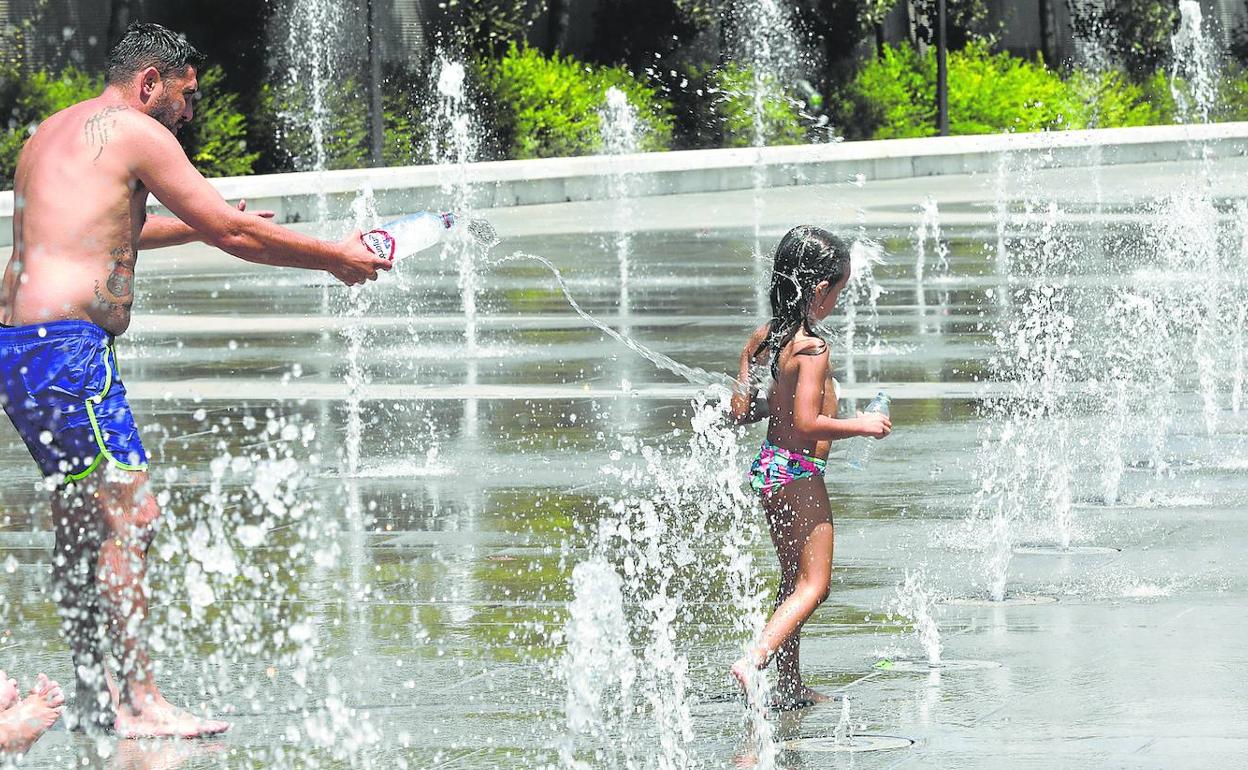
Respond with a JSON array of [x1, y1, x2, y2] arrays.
[[361, 211, 456, 262], [846, 391, 891, 470]]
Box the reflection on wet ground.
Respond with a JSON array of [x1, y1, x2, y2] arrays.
[[2, 161, 1247, 768]]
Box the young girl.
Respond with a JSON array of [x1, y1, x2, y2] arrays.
[[729, 226, 892, 709]]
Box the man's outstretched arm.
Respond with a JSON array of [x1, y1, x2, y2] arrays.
[[137, 215, 196, 249], [138, 201, 275, 250], [129, 115, 388, 284]]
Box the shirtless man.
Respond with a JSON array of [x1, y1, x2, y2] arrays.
[[0, 23, 391, 737]]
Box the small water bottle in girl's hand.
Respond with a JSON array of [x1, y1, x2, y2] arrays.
[[361, 211, 501, 263], [846, 391, 891, 471]]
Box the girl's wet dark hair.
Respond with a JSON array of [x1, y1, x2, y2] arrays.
[[752, 226, 852, 376], [107, 23, 205, 85]]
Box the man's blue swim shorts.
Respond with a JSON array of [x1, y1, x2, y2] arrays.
[[0, 320, 148, 483]]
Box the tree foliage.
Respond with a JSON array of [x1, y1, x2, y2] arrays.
[[590, 0, 716, 71], [428, 0, 548, 57], [909, 0, 991, 49], [1068, 0, 1179, 76]]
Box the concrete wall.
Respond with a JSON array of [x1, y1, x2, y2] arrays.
[[2, 123, 1246, 246]]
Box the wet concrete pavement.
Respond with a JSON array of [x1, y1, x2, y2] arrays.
[[1, 157, 1246, 768]]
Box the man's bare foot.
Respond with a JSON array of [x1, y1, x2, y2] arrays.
[[0, 671, 18, 711], [769, 685, 831, 711], [0, 673, 65, 755], [114, 693, 229, 739]]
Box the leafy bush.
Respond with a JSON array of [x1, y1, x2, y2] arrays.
[[0, 65, 102, 187], [0, 64, 260, 187], [1162, 62, 1248, 125], [839, 44, 932, 139], [841, 42, 1166, 139], [1070, 68, 1171, 128], [710, 64, 809, 148], [1215, 66, 1248, 122], [482, 43, 673, 159], [251, 80, 370, 173], [250, 65, 429, 173], [15, 67, 103, 118], [178, 66, 260, 178], [949, 42, 1085, 134], [379, 71, 430, 168]]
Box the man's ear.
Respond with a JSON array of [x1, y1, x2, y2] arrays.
[[138, 66, 162, 99]]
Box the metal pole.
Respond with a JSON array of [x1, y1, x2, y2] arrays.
[[366, 0, 385, 166], [936, 0, 949, 136]]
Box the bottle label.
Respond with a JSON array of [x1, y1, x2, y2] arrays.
[[361, 229, 395, 261]]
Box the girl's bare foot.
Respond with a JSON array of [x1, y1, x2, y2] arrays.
[[0, 673, 65, 755], [114, 692, 229, 739], [0, 671, 18, 711], [769, 684, 830, 711], [730, 646, 770, 695]]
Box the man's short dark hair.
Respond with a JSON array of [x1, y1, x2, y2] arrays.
[[106, 22, 206, 85]]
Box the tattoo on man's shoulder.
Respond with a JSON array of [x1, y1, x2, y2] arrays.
[[84, 105, 128, 162]]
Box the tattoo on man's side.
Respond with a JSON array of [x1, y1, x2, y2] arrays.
[[92, 282, 124, 311], [93, 247, 135, 312], [84, 105, 128, 162]]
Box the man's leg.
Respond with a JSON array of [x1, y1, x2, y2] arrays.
[[51, 482, 110, 732], [87, 467, 229, 738]]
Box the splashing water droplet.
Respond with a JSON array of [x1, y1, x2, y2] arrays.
[[437, 61, 466, 97], [466, 218, 500, 248]]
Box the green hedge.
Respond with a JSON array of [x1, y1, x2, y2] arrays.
[[250, 79, 369, 173], [249, 69, 443, 172], [840, 42, 1166, 139], [1180, 64, 1248, 124], [178, 65, 259, 178], [710, 64, 809, 148], [482, 43, 672, 159], [0, 66, 101, 187], [1, 64, 258, 188], [12, 42, 1248, 186]]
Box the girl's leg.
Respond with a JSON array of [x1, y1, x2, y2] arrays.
[[765, 522, 805, 697], [732, 477, 834, 705]]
